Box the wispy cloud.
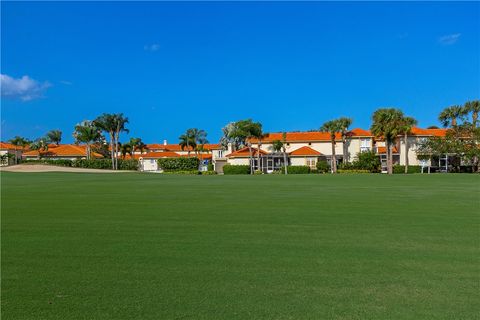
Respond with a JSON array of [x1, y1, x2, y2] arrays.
[[144, 43, 160, 52], [1, 74, 51, 101], [60, 80, 72, 85], [438, 33, 461, 45]]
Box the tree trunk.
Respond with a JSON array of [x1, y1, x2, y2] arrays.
[[248, 144, 253, 174], [404, 133, 409, 174], [115, 132, 119, 170], [283, 148, 288, 175], [14, 146, 18, 165], [257, 141, 261, 173], [331, 139, 337, 173], [342, 136, 348, 163], [110, 133, 115, 170], [387, 141, 393, 174], [452, 117, 457, 127]]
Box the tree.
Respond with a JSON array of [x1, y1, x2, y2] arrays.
[[130, 138, 148, 155], [270, 133, 288, 174], [237, 119, 262, 174], [30, 137, 50, 158], [439, 105, 464, 128], [94, 113, 129, 170], [338, 117, 353, 163], [399, 116, 417, 174], [464, 100, 480, 128], [73, 121, 103, 160], [370, 108, 405, 174], [179, 129, 197, 155], [8, 136, 31, 164], [321, 119, 342, 173], [119, 142, 133, 159], [46, 130, 62, 145]]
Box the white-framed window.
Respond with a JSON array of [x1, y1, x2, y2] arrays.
[[360, 138, 371, 152], [306, 158, 317, 169]]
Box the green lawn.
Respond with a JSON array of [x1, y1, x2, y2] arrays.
[[1, 173, 479, 319]]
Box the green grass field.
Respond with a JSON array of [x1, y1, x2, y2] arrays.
[[1, 173, 479, 319]]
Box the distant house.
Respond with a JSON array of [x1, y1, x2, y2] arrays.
[[22, 144, 103, 160], [0, 142, 24, 166], [221, 127, 447, 173]]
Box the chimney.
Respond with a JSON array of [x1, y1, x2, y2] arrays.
[[227, 142, 233, 154], [163, 139, 167, 146]]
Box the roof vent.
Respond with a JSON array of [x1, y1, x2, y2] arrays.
[[163, 140, 167, 145]]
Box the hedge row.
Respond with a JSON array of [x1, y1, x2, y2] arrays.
[[223, 165, 250, 175], [284, 165, 311, 174], [393, 165, 423, 174], [157, 158, 199, 172], [24, 159, 139, 170]]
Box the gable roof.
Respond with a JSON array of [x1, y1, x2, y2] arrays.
[[410, 127, 447, 137], [289, 146, 323, 156], [376, 146, 399, 154], [226, 147, 268, 158], [0, 142, 17, 149], [22, 144, 103, 158]]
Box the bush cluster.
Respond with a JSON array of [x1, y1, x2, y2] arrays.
[[283, 165, 310, 174], [338, 151, 381, 173], [157, 157, 200, 172], [223, 164, 250, 175], [24, 159, 139, 170], [393, 165, 423, 174], [316, 160, 330, 173]]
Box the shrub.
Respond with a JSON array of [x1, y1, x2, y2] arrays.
[[337, 169, 370, 174], [25, 159, 74, 167], [201, 170, 217, 175], [162, 170, 200, 174], [73, 159, 113, 169], [316, 160, 330, 173], [284, 165, 310, 174], [223, 164, 250, 175], [207, 163, 214, 171], [353, 151, 381, 172], [393, 165, 422, 174], [157, 157, 200, 172]]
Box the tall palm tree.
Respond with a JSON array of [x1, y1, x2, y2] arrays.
[[439, 105, 464, 128], [464, 100, 480, 128], [113, 114, 129, 170], [338, 117, 353, 163], [131, 138, 148, 155], [46, 130, 62, 145], [240, 120, 262, 174], [282, 132, 288, 175], [321, 119, 342, 173], [8, 136, 30, 164], [119, 142, 133, 159], [179, 129, 196, 155], [370, 108, 405, 174], [399, 116, 418, 174], [94, 113, 117, 169], [73, 121, 103, 160]]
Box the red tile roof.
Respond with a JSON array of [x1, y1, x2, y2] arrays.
[[289, 146, 323, 156], [146, 143, 221, 152], [377, 146, 399, 154], [22, 145, 103, 158], [348, 128, 372, 137], [140, 151, 181, 158], [226, 147, 268, 158], [250, 132, 341, 143], [0, 142, 17, 149], [410, 127, 447, 137]]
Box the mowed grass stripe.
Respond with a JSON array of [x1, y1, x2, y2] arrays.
[[1, 173, 479, 319]]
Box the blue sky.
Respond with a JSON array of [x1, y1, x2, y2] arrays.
[[1, 1, 479, 144]]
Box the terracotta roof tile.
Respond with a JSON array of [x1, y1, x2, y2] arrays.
[[289, 146, 323, 156], [226, 147, 268, 158], [22, 144, 103, 158]]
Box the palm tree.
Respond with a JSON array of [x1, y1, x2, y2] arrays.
[[30, 137, 50, 158], [399, 116, 418, 174], [254, 129, 265, 173], [73, 121, 103, 160], [8, 136, 30, 164], [94, 113, 117, 169], [439, 105, 464, 128], [370, 108, 405, 174], [271, 134, 288, 174], [338, 117, 353, 163], [46, 130, 62, 145], [464, 100, 480, 128], [119, 142, 133, 159], [321, 119, 342, 173], [130, 138, 148, 155], [239, 120, 262, 174], [179, 129, 196, 155], [113, 114, 129, 170]]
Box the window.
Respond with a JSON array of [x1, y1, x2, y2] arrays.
[[306, 158, 317, 169], [217, 150, 224, 158], [360, 138, 371, 152]]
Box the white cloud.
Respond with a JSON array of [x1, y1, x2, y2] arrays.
[[1, 74, 51, 101], [438, 33, 461, 45], [144, 43, 160, 52]]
